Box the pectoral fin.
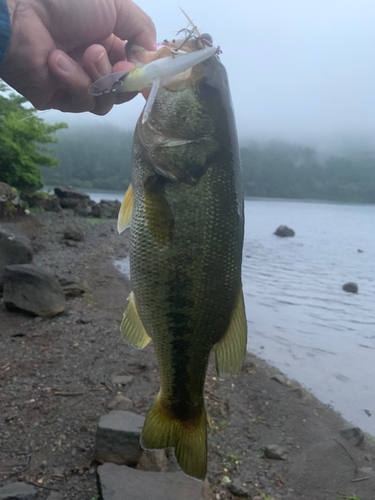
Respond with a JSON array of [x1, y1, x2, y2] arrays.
[[121, 292, 151, 349], [214, 288, 247, 378], [144, 176, 174, 245], [117, 184, 133, 234]]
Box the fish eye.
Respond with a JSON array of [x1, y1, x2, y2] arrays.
[[198, 77, 220, 105]]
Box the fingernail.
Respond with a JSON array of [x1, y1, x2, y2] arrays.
[[56, 53, 76, 73], [95, 52, 112, 76]]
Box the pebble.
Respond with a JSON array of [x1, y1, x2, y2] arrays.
[[264, 444, 287, 460], [229, 477, 249, 497], [112, 375, 133, 385]]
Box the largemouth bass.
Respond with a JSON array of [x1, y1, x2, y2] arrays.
[[118, 39, 247, 480]]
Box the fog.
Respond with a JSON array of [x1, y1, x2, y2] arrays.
[[44, 0, 375, 153]]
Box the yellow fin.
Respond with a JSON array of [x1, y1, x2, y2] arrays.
[[121, 292, 151, 349], [117, 184, 133, 234], [214, 288, 247, 378], [144, 176, 174, 245], [141, 393, 207, 480]]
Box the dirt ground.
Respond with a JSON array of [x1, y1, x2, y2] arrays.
[[0, 210, 374, 500]]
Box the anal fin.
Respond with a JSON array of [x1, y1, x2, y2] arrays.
[[117, 184, 133, 234], [121, 292, 151, 349], [214, 288, 247, 378]]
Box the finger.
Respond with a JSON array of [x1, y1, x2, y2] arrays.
[[82, 45, 113, 82], [48, 50, 97, 112], [114, 0, 156, 51], [101, 35, 128, 66]]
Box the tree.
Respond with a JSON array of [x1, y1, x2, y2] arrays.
[[0, 82, 67, 194]]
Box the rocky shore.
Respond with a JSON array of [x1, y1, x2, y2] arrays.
[[0, 194, 375, 500]]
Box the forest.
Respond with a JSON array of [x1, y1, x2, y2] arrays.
[[41, 124, 375, 204]]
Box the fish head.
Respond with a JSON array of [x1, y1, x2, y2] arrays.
[[137, 50, 237, 186]]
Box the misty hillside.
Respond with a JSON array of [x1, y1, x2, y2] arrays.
[[41, 125, 375, 204]]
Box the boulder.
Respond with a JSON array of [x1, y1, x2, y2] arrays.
[[54, 187, 92, 215], [342, 282, 358, 293], [63, 223, 84, 241], [3, 264, 66, 317], [98, 463, 207, 500], [0, 482, 38, 499], [0, 215, 42, 240], [54, 186, 90, 201], [0, 182, 25, 218], [24, 193, 61, 212], [274, 225, 295, 237], [0, 228, 33, 290], [92, 199, 121, 219], [95, 411, 144, 465]]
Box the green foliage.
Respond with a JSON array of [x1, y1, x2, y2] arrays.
[[41, 124, 133, 191], [0, 81, 67, 193]]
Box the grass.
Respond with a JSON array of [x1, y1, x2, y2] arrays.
[[86, 218, 107, 225]]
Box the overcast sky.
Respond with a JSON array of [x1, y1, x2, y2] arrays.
[[45, 0, 375, 151]]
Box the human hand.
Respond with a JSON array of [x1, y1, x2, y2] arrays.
[[0, 0, 156, 114]]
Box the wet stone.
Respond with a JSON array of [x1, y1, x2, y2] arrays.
[[98, 463, 206, 500], [271, 374, 288, 385], [95, 410, 144, 465], [339, 427, 364, 446], [274, 225, 295, 237], [0, 482, 38, 499], [342, 282, 358, 293]]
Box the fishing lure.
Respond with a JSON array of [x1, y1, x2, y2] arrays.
[[89, 9, 219, 123]]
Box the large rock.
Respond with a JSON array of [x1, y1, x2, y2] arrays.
[[54, 186, 90, 201], [0, 215, 42, 240], [95, 411, 144, 465], [54, 186, 93, 215], [0, 482, 38, 499], [3, 264, 66, 317], [0, 229, 33, 290], [274, 225, 295, 237], [342, 282, 358, 293], [0, 182, 25, 218], [92, 199, 121, 219], [98, 463, 207, 500], [24, 193, 61, 212]]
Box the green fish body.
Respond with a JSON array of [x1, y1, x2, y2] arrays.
[[120, 54, 247, 480]]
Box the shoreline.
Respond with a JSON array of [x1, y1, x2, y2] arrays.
[[1, 210, 374, 499]]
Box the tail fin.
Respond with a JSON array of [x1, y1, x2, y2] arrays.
[[140, 393, 207, 480]]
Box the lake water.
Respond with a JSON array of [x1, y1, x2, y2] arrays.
[[86, 189, 375, 436]]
